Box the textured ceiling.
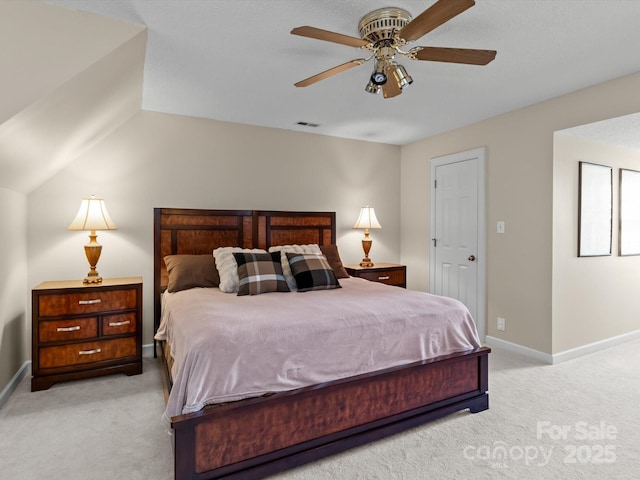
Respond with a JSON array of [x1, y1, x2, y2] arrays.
[[560, 112, 640, 152], [43, 0, 640, 146]]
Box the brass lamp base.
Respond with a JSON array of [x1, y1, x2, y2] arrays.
[[359, 232, 375, 267], [83, 232, 103, 284], [83, 272, 103, 284]]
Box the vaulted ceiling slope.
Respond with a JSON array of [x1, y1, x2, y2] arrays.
[[43, 0, 640, 146], [0, 1, 146, 193]]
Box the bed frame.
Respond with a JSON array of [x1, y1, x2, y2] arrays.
[[153, 207, 490, 480]]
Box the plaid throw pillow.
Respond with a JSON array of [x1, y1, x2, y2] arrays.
[[286, 253, 341, 292], [233, 252, 290, 296]]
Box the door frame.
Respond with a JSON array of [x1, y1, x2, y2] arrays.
[[429, 147, 486, 341]]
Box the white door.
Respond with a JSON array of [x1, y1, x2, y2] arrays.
[[430, 148, 485, 339]]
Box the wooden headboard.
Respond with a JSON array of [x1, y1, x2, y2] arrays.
[[153, 208, 336, 337]]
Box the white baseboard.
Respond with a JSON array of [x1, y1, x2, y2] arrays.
[[0, 361, 31, 411], [486, 329, 640, 364], [484, 336, 553, 364], [551, 328, 640, 364]]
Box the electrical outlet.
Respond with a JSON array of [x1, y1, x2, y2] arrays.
[[497, 221, 505, 234], [497, 317, 506, 331]]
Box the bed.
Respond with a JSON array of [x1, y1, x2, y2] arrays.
[[153, 208, 490, 480]]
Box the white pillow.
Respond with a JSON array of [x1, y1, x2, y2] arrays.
[[213, 247, 266, 293], [268, 244, 322, 291]]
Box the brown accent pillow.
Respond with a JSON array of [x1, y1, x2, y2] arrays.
[[164, 255, 220, 293], [319, 244, 349, 279]]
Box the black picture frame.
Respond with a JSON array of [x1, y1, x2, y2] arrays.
[[578, 161, 612, 257], [619, 168, 640, 256]]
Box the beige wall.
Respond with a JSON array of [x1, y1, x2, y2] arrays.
[[0, 188, 28, 396], [400, 110, 555, 353], [400, 71, 640, 355], [27, 111, 402, 346], [553, 134, 640, 353]]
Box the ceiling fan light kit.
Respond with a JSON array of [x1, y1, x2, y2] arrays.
[[364, 81, 381, 95], [291, 0, 496, 99], [371, 60, 389, 86], [392, 64, 413, 88]]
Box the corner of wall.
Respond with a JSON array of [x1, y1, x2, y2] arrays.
[[0, 188, 29, 396]]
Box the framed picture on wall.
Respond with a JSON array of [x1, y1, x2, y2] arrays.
[[578, 161, 612, 257], [619, 168, 640, 256]]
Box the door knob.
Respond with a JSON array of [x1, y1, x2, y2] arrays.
[[468, 255, 476, 261]]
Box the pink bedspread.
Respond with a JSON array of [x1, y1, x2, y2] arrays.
[[155, 277, 480, 419]]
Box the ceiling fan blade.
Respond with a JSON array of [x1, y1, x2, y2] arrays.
[[398, 0, 476, 42], [291, 26, 369, 48], [382, 67, 402, 99], [294, 59, 366, 87], [412, 46, 496, 65]]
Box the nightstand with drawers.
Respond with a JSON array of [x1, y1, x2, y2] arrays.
[[31, 277, 143, 391], [344, 263, 406, 288]]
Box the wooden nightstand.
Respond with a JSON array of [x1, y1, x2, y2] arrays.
[[31, 277, 143, 391], [344, 263, 406, 288]]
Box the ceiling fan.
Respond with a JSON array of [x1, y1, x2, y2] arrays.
[[291, 0, 496, 99]]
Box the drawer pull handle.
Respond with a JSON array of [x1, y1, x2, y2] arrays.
[[79, 348, 102, 355], [109, 320, 131, 327], [378, 276, 390, 280], [57, 326, 81, 332], [78, 299, 101, 305]]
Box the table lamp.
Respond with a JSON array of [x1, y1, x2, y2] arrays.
[[68, 195, 117, 284], [353, 205, 382, 267]]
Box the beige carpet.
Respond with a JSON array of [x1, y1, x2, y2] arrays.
[[1, 339, 638, 480], [0, 356, 174, 479]]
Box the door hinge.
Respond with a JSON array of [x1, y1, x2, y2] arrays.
[[434, 179, 437, 188]]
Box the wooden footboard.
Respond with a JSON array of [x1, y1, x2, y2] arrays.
[[171, 346, 490, 480]]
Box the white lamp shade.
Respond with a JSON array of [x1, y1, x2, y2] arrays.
[[353, 206, 382, 229], [68, 196, 117, 231]]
